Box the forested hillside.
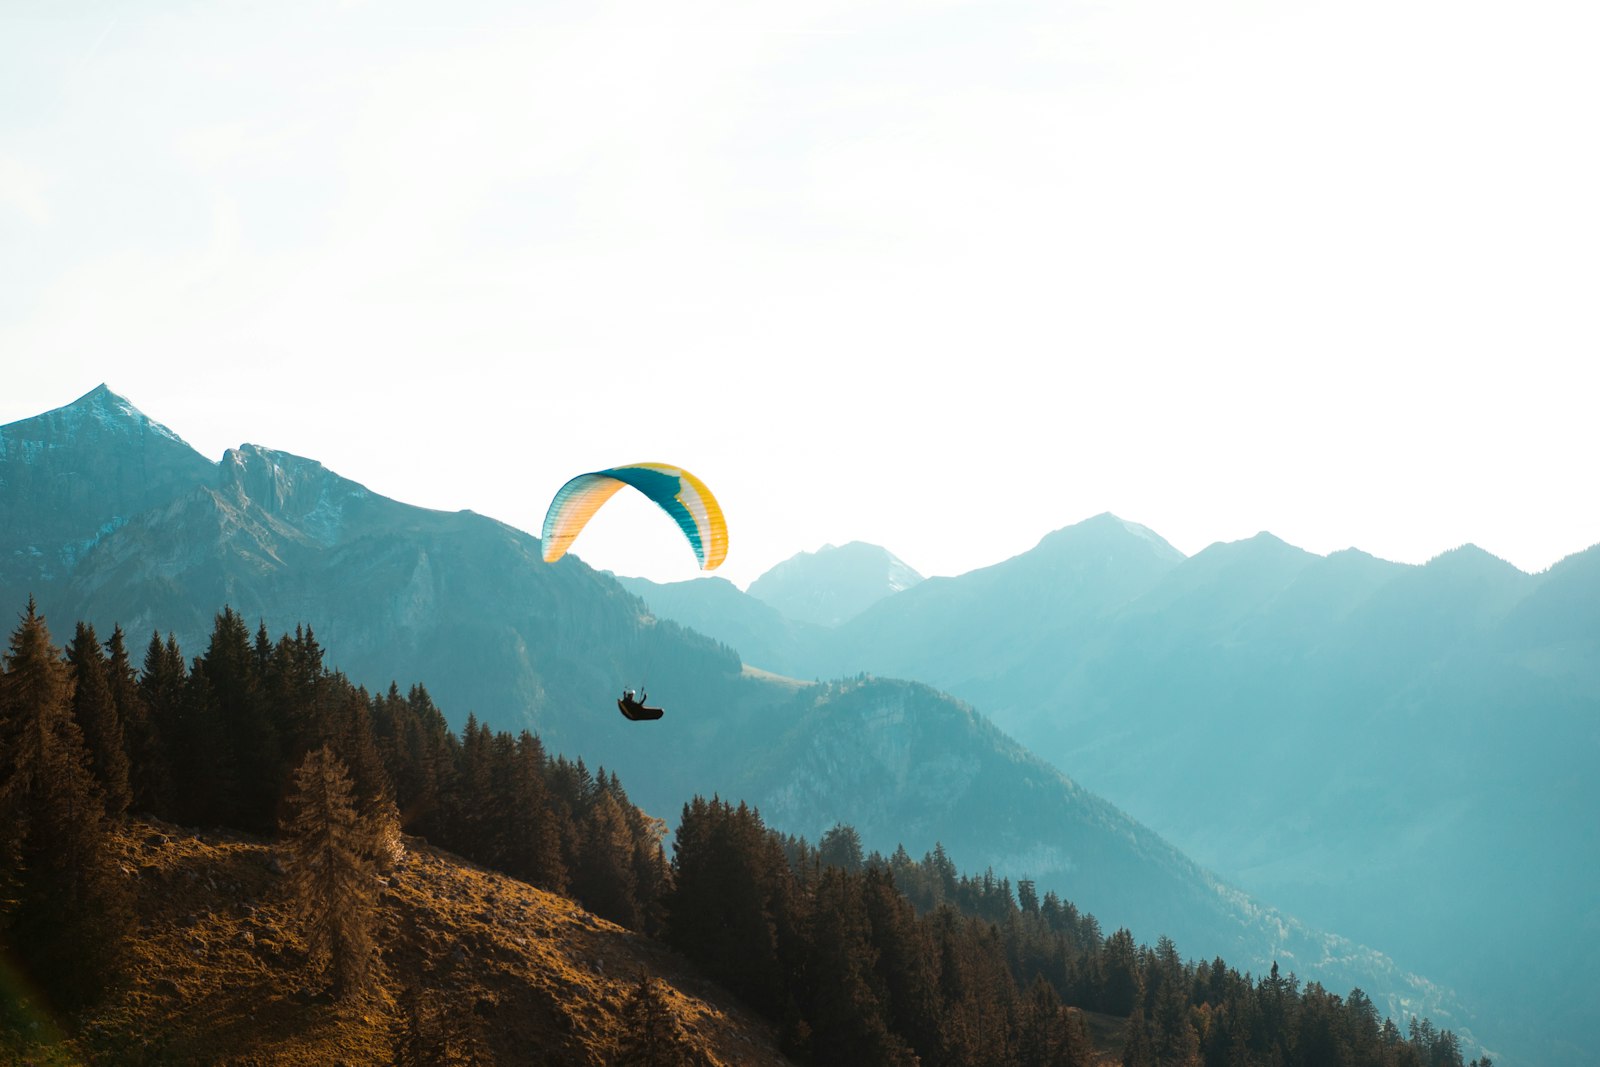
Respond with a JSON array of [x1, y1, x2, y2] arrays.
[[2, 601, 1491, 1065]]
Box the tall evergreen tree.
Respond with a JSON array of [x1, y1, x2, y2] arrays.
[[665, 797, 792, 1018], [575, 791, 643, 928], [819, 823, 865, 873], [278, 744, 382, 1000], [1017, 974, 1092, 1067], [501, 731, 566, 892], [195, 606, 277, 830], [106, 624, 166, 813], [1344, 987, 1382, 1062], [1150, 935, 1201, 1066], [451, 713, 494, 859], [65, 621, 132, 818], [859, 864, 941, 1060], [804, 867, 916, 1067], [1121, 1004, 1157, 1067], [0, 600, 130, 1009], [326, 683, 395, 826], [139, 629, 227, 825], [1099, 928, 1143, 1017]]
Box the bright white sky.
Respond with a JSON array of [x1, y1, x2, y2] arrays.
[[3, 0, 1596, 588]]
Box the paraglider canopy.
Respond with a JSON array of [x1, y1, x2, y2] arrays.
[[545, 463, 723, 724], [541, 462, 728, 571]]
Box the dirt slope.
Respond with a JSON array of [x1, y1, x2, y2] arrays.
[[33, 820, 796, 1066]]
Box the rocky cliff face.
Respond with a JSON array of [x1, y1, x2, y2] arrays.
[[219, 444, 372, 547]]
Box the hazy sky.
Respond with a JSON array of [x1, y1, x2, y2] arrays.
[[4, 0, 1596, 588]]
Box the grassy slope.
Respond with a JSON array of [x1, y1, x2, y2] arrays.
[[7, 820, 793, 1066]]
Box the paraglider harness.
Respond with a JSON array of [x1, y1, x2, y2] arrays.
[[618, 688, 663, 722]]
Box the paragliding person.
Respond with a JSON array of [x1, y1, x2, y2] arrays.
[[618, 689, 663, 722], [543, 461, 726, 724]]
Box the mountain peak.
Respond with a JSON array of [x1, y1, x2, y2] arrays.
[[77, 382, 126, 406], [7, 383, 197, 451], [1, 387, 216, 587], [1423, 543, 1526, 579], [1034, 512, 1186, 563], [1193, 529, 1311, 561], [748, 541, 923, 626]]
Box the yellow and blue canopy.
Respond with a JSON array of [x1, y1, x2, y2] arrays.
[[541, 462, 728, 571]]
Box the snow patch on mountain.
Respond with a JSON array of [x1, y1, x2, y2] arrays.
[[65, 384, 195, 449], [59, 515, 132, 570]]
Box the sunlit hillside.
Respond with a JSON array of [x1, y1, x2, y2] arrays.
[[3, 819, 795, 1066]]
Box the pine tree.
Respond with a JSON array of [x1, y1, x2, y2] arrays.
[[1099, 928, 1143, 1017], [106, 624, 167, 813], [1017, 974, 1092, 1067], [860, 864, 941, 1060], [278, 744, 382, 1000], [327, 683, 397, 844], [819, 822, 865, 873], [500, 731, 566, 890], [140, 629, 227, 825], [1345, 987, 1382, 1062], [195, 606, 276, 830], [574, 789, 642, 928], [664, 797, 791, 1018], [0, 600, 131, 1009], [451, 713, 494, 859], [1260, 961, 1300, 1062], [1150, 935, 1201, 1066], [1018, 877, 1040, 916], [262, 624, 327, 758], [1121, 1004, 1156, 1067], [818, 868, 918, 1066], [390, 983, 486, 1065], [65, 621, 132, 818], [930, 909, 1016, 1067], [616, 972, 696, 1067]]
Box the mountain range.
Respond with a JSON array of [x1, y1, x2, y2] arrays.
[[8, 385, 1589, 1063], [626, 515, 1600, 1067]]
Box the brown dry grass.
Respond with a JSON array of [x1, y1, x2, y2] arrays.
[[19, 819, 795, 1066]]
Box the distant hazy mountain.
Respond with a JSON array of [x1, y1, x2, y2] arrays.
[[614, 573, 827, 680], [745, 541, 923, 626], [0, 387, 1491, 1060], [627, 513, 1598, 1067]]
